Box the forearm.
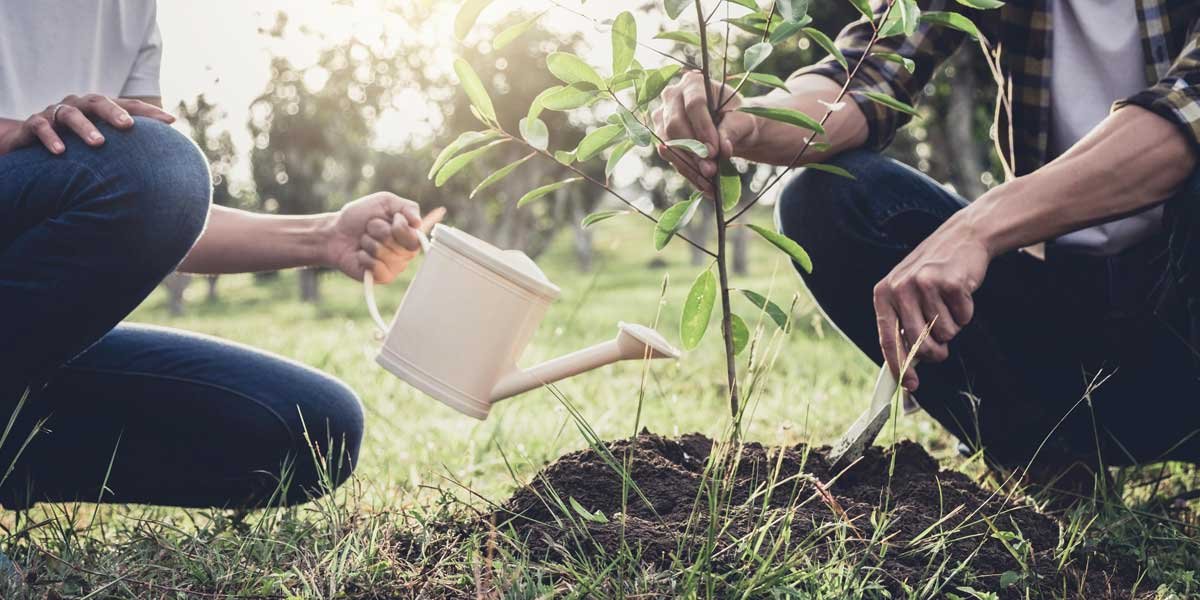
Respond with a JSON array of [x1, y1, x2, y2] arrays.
[[735, 74, 870, 166], [957, 105, 1197, 257], [178, 206, 334, 274]]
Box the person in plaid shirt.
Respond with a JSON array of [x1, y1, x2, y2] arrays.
[[653, 0, 1200, 491]]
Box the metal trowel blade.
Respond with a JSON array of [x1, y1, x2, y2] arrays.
[[829, 363, 902, 471]]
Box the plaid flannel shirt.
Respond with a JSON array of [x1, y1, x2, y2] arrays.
[[795, 0, 1200, 176]]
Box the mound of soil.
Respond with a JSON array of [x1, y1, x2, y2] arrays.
[[496, 432, 1135, 598]]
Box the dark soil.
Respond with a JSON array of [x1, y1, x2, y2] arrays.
[[494, 431, 1138, 599]]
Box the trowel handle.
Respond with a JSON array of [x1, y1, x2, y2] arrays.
[[363, 229, 431, 337]]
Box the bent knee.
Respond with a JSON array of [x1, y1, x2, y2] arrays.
[[92, 117, 212, 267], [288, 376, 365, 492]]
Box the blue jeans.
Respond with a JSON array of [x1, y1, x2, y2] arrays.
[[0, 118, 363, 508], [778, 150, 1200, 469]]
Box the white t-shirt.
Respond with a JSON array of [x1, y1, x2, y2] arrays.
[[0, 0, 161, 120], [1049, 0, 1156, 255]]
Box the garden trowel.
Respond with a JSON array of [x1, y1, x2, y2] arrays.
[[828, 362, 910, 471]]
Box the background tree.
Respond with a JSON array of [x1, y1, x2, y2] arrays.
[[177, 94, 242, 304]]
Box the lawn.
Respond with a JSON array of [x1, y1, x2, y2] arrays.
[[1, 221, 1197, 598]]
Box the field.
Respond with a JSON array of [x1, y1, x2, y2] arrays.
[[2, 223, 1198, 598]]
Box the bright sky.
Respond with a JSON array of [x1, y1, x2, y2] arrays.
[[156, 0, 675, 186]]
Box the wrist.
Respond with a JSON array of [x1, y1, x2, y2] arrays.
[[954, 182, 1023, 259], [307, 213, 339, 268]]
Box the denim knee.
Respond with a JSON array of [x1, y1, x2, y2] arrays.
[[285, 374, 365, 496], [86, 117, 212, 271]]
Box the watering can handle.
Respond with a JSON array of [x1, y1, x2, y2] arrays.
[[363, 228, 431, 337]]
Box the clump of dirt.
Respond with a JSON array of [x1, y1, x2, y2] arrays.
[[495, 431, 1136, 598]]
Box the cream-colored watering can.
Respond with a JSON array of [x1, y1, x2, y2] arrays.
[[363, 223, 680, 420]]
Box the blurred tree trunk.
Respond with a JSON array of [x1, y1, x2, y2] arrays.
[[946, 51, 987, 200], [689, 201, 714, 266], [571, 197, 594, 272], [163, 272, 190, 316], [206, 275, 219, 303], [731, 225, 748, 275], [254, 271, 280, 284], [299, 269, 320, 303]]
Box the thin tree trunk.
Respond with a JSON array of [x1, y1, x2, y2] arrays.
[[163, 272, 191, 317], [206, 275, 219, 303], [947, 51, 987, 200], [689, 201, 713, 266], [299, 269, 321, 303]]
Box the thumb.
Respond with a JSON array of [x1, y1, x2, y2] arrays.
[[421, 207, 447, 233], [716, 112, 757, 159]]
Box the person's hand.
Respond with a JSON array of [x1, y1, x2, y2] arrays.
[[873, 216, 991, 391], [0, 94, 175, 156], [323, 192, 446, 283], [650, 70, 760, 194]]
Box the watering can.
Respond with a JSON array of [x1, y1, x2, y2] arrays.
[[363, 223, 681, 419]]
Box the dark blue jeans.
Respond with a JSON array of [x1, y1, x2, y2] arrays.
[[779, 150, 1200, 469], [0, 117, 363, 508]]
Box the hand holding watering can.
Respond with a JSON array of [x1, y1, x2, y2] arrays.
[[364, 222, 681, 420]]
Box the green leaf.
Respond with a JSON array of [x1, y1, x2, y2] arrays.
[[434, 139, 506, 187], [848, 0, 874, 21], [453, 59, 496, 122], [733, 72, 790, 91], [612, 11, 637, 74], [955, 0, 1004, 9], [428, 130, 499, 179], [874, 51, 916, 73], [778, 0, 809, 22], [739, 289, 790, 331], [581, 210, 627, 228], [727, 0, 759, 9], [746, 223, 812, 273], [664, 0, 689, 19], [605, 139, 635, 177], [609, 68, 644, 92], [680, 269, 717, 350], [569, 497, 609, 523], [541, 83, 600, 111], [547, 52, 605, 88], [654, 193, 702, 250], [857, 91, 919, 116], [900, 0, 922, 35], [719, 160, 742, 211], [636, 64, 681, 106], [665, 138, 709, 158], [731, 314, 750, 355], [454, 0, 494, 40], [920, 11, 982, 39], [518, 117, 549, 150], [517, 177, 581, 207], [803, 27, 847, 70], [737, 106, 825, 133], [576, 124, 625, 161], [617, 107, 653, 147], [470, 153, 532, 198], [654, 30, 701, 46], [769, 20, 808, 45], [494, 14, 540, 50], [806, 163, 856, 179], [554, 150, 576, 164], [998, 571, 1021, 588], [743, 42, 773, 72]]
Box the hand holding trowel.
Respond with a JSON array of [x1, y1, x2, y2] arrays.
[[828, 331, 924, 471]]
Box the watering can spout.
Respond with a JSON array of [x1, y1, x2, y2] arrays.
[[490, 322, 680, 402]]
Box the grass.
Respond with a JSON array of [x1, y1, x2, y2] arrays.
[[0, 222, 1198, 598]]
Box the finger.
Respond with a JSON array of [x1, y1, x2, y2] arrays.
[[56, 106, 105, 145], [28, 116, 64, 154], [681, 77, 719, 156], [390, 213, 421, 251], [716, 113, 756, 160], [875, 298, 905, 384], [366, 217, 392, 242], [380, 194, 421, 229], [919, 289, 960, 345], [893, 291, 941, 388], [360, 234, 381, 258], [80, 95, 133, 129], [114, 98, 176, 123], [945, 287, 975, 328]]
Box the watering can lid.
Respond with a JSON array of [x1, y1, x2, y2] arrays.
[[431, 224, 561, 300]]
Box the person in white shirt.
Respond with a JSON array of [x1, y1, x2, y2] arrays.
[[0, 1, 440, 508]]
